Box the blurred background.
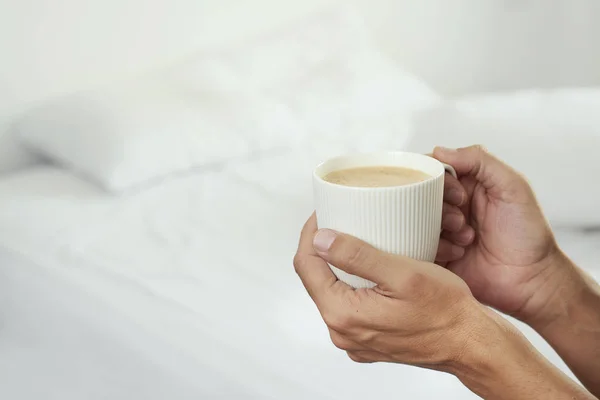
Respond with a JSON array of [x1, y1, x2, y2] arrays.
[[2, 0, 600, 113], [1, 1, 599, 399]]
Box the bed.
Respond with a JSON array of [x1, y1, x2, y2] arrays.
[[0, 145, 599, 400], [2, 4, 600, 399]]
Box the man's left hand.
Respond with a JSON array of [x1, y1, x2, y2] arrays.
[[293, 213, 490, 370]]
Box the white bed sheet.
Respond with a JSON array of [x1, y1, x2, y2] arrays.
[[0, 249, 257, 400], [0, 148, 598, 400]]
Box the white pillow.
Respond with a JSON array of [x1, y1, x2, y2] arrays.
[[15, 4, 438, 192], [14, 80, 300, 192], [164, 5, 441, 157], [406, 88, 600, 228]]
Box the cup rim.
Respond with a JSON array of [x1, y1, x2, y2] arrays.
[[313, 151, 446, 191]]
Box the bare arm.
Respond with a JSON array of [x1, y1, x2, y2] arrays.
[[430, 146, 600, 398], [523, 252, 600, 397], [454, 305, 598, 400], [294, 215, 597, 400]]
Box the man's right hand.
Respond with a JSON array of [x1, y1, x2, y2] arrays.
[[434, 145, 600, 397], [433, 145, 561, 323]]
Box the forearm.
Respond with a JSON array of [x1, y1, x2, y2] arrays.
[[526, 252, 600, 397], [452, 305, 597, 400]]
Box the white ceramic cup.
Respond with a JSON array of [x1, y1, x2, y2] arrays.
[[313, 152, 456, 289]]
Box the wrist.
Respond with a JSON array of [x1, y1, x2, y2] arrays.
[[450, 302, 592, 400], [522, 250, 597, 334], [522, 252, 600, 396], [448, 305, 529, 399]]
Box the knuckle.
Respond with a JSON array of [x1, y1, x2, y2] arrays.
[[472, 144, 488, 155], [355, 329, 379, 347], [347, 352, 371, 364], [343, 242, 369, 269], [323, 310, 353, 333], [330, 332, 350, 351], [402, 271, 430, 295], [292, 254, 306, 275], [501, 169, 537, 202], [514, 170, 533, 188]]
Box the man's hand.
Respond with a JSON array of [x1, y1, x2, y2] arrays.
[[433, 145, 560, 323], [294, 214, 597, 400], [294, 214, 477, 370], [434, 145, 600, 397], [437, 165, 475, 263]]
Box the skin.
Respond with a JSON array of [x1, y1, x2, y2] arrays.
[[433, 145, 561, 320], [434, 146, 600, 397], [294, 145, 600, 399]]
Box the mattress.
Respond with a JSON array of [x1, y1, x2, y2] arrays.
[[0, 148, 598, 400]]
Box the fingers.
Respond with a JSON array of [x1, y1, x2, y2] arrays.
[[430, 151, 466, 205], [457, 175, 478, 223], [442, 225, 476, 247], [433, 145, 510, 183], [444, 172, 466, 206], [439, 201, 474, 262], [294, 214, 338, 309], [435, 238, 466, 262], [442, 203, 465, 233], [433, 145, 529, 202], [312, 229, 416, 286]]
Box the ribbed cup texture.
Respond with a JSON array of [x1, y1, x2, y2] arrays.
[[314, 175, 445, 289]]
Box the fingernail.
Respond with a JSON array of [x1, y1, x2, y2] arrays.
[[452, 245, 465, 258], [447, 189, 465, 206], [443, 212, 464, 232], [313, 229, 337, 252]]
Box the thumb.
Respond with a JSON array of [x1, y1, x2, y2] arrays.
[[433, 145, 529, 201], [312, 229, 415, 287]]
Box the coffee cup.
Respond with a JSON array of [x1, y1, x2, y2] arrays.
[[313, 152, 456, 289]]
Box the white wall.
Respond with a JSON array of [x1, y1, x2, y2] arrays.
[[1, 0, 600, 120], [359, 0, 600, 95], [0, 0, 338, 119]]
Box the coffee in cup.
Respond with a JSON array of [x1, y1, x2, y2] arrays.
[[322, 166, 432, 188]]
